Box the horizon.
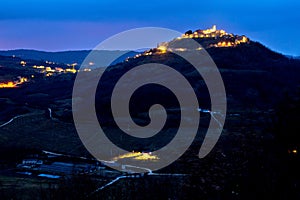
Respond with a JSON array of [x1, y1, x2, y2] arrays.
[[0, 0, 299, 56]]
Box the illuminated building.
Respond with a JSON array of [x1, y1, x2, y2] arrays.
[[33, 65, 45, 69], [65, 68, 77, 73], [55, 67, 64, 73], [20, 61, 26, 66], [45, 67, 55, 72], [64, 63, 78, 73], [157, 45, 167, 54]]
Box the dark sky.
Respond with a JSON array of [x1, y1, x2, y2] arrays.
[[0, 0, 299, 55]]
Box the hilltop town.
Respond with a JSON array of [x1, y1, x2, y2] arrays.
[[155, 25, 250, 54], [182, 25, 249, 46]]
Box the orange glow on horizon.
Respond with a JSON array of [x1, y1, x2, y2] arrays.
[[0, 81, 17, 88], [0, 77, 28, 88]]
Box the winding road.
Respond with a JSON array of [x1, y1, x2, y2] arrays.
[[0, 114, 34, 128], [88, 171, 188, 197], [197, 108, 225, 128], [0, 108, 52, 128], [48, 108, 52, 119]]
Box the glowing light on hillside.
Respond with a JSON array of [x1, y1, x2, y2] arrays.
[[33, 65, 45, 69], [288, 148, 298, 155], [45, 67, 55, 72], [18, 77, 28, 84], [173, 48, 187, 52], [215, 35, 249, 48], [134, 54, 142, 58], [157, 45, 167, 54], [55, 67, 64, 73], [20, 61, 26, 66], [65, 68, 77, 73], [0, 81, 16, 88], [177, 25, 250, 47], [0, 77, 28, 88], [144, 51, 153, 56], [202, 25, 217, 34], [113, 151, 159, 161], [235, 36, 249, 44], [45, 61, 55, 64], [216, 41, 234, 47], [65, 63, 78, 73], [133, 153, 159, 160]]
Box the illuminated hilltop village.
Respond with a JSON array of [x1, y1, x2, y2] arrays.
[[151, 25, 250, 54], [182, 25, 249, 47], [125, 26, 250, 61]]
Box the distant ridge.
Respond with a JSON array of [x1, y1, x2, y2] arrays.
[[0, 49, 139, 67]]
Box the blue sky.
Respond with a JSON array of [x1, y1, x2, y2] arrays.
[[0, 0, 299, 55]]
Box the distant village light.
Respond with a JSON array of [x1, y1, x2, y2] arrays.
[[157, 45, 167, 54], [292, 149, 297, 154], [65, 68, 77, 73], [0, 81, 16, 88], [20, 60, 26, 66], [0, 76, 28, 88]]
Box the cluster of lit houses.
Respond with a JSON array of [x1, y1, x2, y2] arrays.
[[25, 60, 92, 77], [33, 63, 76, 77], [126, 26, 250, 61], [181, 25, 249, 47], [182, 25, 229, 39], [0, 76, 28, 88], [153, 25, 250, 54], [32, 62, 91, 77], [0, 61, 93, 88]]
